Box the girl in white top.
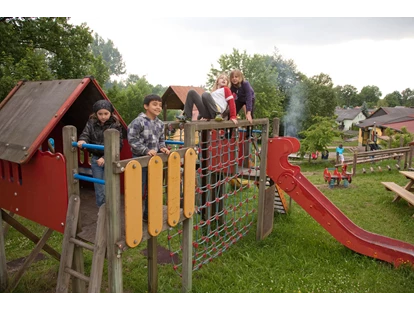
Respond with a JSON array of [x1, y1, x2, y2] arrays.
[[178, 73, 238, 124]]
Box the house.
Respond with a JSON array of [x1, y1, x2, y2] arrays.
[[335, 107, 366, 131], [356, 107, 414, 147], [0, 77, 131, 233], [161, 85, 205, 121]]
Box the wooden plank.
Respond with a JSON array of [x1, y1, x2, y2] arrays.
[[399, 171, 414, 180], [56, 194, 81, 293], [8, 228, 54, 292], [1, 210, 60, 261], [148, 156, 163, 237], [88, 205, 107, 293], [183, 148, 196, 218], [381, 182, 414, 206], [167, 152, 181, 227], [124, 160, 143, 247]]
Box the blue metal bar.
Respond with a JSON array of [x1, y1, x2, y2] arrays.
[[165, 140, 184, 145], [71, 142, 104, 151], [238, 129, 262, 133], [74, 174, 105, 185]]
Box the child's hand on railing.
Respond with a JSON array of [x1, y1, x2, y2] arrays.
[[77, 140, 86, 148]]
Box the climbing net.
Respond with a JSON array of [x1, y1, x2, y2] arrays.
[[165, 124, 263, 274]]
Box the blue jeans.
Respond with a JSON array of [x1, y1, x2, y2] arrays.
[[91, 155, 105, 208]]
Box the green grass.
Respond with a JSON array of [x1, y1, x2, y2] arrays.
[[2, 157, 414, 293]]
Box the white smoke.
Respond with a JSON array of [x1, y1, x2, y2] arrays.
[[283, 87, 304, 137]]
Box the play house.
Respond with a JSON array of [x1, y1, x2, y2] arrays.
[[0, 77, 131, 233]]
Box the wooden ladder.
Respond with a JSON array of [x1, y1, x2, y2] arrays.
[[56, 194, 107, 293]]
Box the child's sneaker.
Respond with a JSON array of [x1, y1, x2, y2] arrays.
[[215, 113, 223, 122], [176, 114, 191, 122]]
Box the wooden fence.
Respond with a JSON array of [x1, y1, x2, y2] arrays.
[[336, 146, 414, 176]]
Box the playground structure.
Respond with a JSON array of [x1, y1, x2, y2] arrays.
[[1, 78, 414, 293], [323, 164, 353, 188]]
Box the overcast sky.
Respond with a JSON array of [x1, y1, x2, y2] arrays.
[[68, 15, 414, 96]]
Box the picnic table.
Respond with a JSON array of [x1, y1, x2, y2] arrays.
[[381, 171, 414, 216]]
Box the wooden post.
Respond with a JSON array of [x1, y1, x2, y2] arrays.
[[404, 150, 408, 169], [272, 118, 280, 137], [62, 125, 85, 292], [410, 144, 414, 168], [0, 208, 8, 292], [104, 129, 123, 293], [353, 152, 357, 176], [256, 119, 270, 240], [181, 122, 196, 293]]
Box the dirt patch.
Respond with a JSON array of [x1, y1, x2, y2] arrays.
[[6, 253, 47, 273], [141, 245, 180, 265]]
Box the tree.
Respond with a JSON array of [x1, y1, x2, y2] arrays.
[[0, 17, 96, 101], [289, 73, 337, 135], [107, 75, 153, 125], [298, 115, 340, 162], [383, 91, 402, 107], [358, 85, 382, 108], [361, 102, 369, 117], [335, 84, 358, 108], [382, 127, 414, 148], [91, 33, 126, 79], [401, 88, 414, 107]]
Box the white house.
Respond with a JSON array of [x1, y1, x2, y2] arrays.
[[335, 107, 366, 131]]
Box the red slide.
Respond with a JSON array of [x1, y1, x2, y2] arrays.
[[266, 136, 414, 267]]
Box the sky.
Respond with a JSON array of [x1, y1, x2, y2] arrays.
[[67, 13, 414, 97]]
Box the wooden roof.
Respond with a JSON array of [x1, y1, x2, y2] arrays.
[[0, 78, 127, 164], [162, 85, 206, 110]]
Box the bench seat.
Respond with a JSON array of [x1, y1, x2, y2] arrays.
[[381, 181, 414, 205]]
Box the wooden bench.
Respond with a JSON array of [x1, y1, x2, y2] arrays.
[[381, 181, 414, 205]]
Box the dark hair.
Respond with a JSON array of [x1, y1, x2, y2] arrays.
[[143, 94, 162, 106]]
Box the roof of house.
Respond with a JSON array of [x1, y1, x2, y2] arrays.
[[382, 120, 414, 133], [161, 85, 206, 110], [335, 107, 364, 122], [356, 107, 414, 129], [0, 78, 127, 164]]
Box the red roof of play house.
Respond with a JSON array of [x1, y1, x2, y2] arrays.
[[0, 77, 126, 164]]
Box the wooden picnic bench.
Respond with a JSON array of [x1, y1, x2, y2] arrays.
[[382, 171, 414, 216]]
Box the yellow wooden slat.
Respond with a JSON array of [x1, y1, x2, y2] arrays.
[[275, 184, 289, 212], [148, 156, 163, 236], [183, 148, 196, 218], [168, 152, 181, 227], [124, 160, 142, 248]]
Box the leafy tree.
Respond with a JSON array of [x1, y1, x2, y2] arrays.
[[298, 115, 340, 162], [0, 17, 95, 101], [358, 85, 382, 108], [291, 73, 337, 134], [107, 76, 153, 124], [335, 84, 358, 108], [401, 88, 414, 107], [382, 127, 414, 148], [361, 102, 369, 117], [91, 33, 126, 77], [383, 91, 402, 107]]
